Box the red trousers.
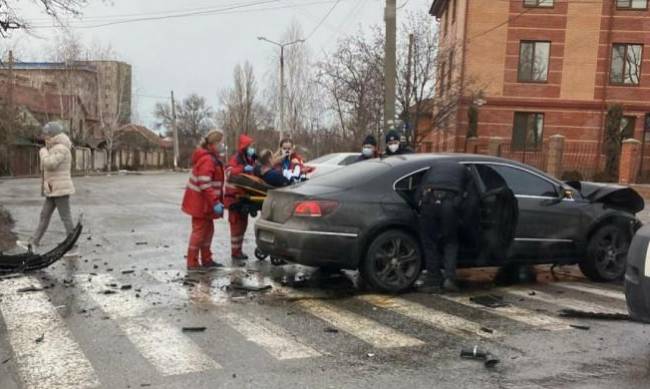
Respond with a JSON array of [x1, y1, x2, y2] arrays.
[[187, 217, 215, 267], [228, 209, 248, 256]]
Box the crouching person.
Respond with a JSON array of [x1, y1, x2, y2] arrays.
[[181, 128, 226, 271], [416, 160, 472, 293]]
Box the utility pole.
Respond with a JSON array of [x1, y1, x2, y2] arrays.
[[280, 45, 285, 142], [384, 0, 397, 135], [405, 33, 414, 145], [8, 50, 14, 132], [258, 36, 304, 143], [170, 90, 179, 170]]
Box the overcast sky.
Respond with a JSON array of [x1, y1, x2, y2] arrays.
[[3, 0, 432, 130]]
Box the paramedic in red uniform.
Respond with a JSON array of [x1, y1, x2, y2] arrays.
[[225, 134, 257, 260], [181, 128, 226, 271]]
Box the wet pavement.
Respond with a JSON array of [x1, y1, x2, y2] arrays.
[[1, 172, 649, 389]]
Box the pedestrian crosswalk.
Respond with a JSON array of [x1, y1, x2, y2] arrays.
[[0, 274, 629, 387]]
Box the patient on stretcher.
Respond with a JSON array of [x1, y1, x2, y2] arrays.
[[254, 149, 290, 187]]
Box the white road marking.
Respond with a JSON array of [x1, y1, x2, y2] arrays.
[[0, 276, 100, 389], [296, 299, 425, 349], [439, 295, 571, 331], [645, 241, 650, 277], [554, 282, 626, 302], [75, 273, 220, 375], [357, 294, 497, 338], [503, 287, 627, 315], [220, 313, 321, 360], [149, 270, 321, 360]]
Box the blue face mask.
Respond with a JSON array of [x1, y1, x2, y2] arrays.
[[246, 147, 256, 157]]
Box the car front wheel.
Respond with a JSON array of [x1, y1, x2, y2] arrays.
[[580, 224, 630, 282], [360, 230, 423, 293]]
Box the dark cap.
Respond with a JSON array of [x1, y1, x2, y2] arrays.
[[362, 134, 377, 147], [385, 129, 400, 143]]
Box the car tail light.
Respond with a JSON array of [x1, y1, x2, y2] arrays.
[[293, 200, 339, 217]]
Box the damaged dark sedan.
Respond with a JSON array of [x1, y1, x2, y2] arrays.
[[255, 154, 644, 292]]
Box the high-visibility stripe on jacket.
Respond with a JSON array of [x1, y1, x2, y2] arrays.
[[181, 147, 225, 219]]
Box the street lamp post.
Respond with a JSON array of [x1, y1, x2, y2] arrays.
[[258, 36, 304, 142]]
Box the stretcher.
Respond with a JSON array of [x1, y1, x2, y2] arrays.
[[0, 217, 83, 275], [228, 174, 288, 265]]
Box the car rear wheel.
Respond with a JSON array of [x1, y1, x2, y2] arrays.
[[360, 230, 423, 293], [580, 225, 630, 282]]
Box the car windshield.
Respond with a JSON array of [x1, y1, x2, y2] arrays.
[[307, 159, 391, 188], [308, 154, 341, 165]]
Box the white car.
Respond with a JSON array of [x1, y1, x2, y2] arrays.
[[307, 152, 360, 178]]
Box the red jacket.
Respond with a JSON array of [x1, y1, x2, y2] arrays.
[[181, 147, 225, 219], [225, 134, 255, 208]]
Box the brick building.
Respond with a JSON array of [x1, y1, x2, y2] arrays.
[[3, 60, 132, 142], [425, 0, 650, 178]]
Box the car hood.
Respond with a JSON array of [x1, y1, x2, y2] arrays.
[[566, 181, 645, 214]]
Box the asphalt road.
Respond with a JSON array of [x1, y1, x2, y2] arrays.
[[0, 172, 649, 389]]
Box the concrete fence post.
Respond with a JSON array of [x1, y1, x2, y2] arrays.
[[619, 138, 642, 185], [546, 134, 565, 178], [488, 137, 506, 157]]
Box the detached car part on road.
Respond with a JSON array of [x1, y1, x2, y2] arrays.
[[625, 224, 650, 323], [0, 218, 83, 274], [256, 154, 643, 292]]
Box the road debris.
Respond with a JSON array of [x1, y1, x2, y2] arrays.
[[102, 290, 117, 295], [469, 294, 508, 308], [367, 353, 375, 358], [559, 309, 631, 321], [121, 285, 132, 290], [324, 327, 339, 333], [480, 327, 495, 334], [460, 346, 499, 368], [182, 327, 207, 332], [17, 286, 43, 293], [136, 242, 148, 246], [229, 283, 272, 293], [569, 324, 591, 331], [121, 270, 135, 274], [35, 333, 45, 343]]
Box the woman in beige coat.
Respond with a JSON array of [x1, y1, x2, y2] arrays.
[[23, 122, 76, 248]]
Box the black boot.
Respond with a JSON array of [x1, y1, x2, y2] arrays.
[[443, 278, 460, 293]]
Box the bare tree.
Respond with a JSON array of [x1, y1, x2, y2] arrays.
[[219, 62, 257, 151], [396, 11, 437, 147], [0, 0, 94, 32], [316, 26, 385, 146], [154, 93, 214, 167]]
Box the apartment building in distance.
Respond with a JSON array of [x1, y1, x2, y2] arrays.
[[425, 0, 650, 177]]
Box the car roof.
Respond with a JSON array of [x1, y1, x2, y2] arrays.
[[381, 153, 556, 181]]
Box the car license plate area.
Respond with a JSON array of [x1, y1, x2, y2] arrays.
[[260, 230, 275, 244]]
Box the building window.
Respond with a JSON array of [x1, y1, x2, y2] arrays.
[[524, 0, 554, 7], [611, 44, 643, 85], [447, 50, 454, 91], [512, 112, 544, 150], [621, 116, 636, 139], [439, 61, 446, 96], [616, 0, 648, 10], [518, 41, 550, 82]]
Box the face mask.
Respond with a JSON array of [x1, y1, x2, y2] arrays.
[[216, 143, 226, 155], [362, 147, 374, 157], [282, 148, 292, 158], [246, 147, 255, 157], [388, 144, 399, 153]]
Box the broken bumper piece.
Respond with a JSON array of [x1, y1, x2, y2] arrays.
[[0, 218, 83, 275]]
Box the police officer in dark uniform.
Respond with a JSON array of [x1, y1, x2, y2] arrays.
[[355, 134, 379, 163], [416, 159, 473, 293], [384, 129, 412, 156]]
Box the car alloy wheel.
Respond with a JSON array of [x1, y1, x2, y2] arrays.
[[362, 230, 423, 292], [581, 225, 630, 282]]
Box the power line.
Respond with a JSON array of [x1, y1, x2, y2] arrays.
[[306, 0, 342, 40], [28, 0, 349, 30]]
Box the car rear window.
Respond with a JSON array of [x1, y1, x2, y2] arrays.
[[309, 154, 340, 164], [308, 159, 391, 188]]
